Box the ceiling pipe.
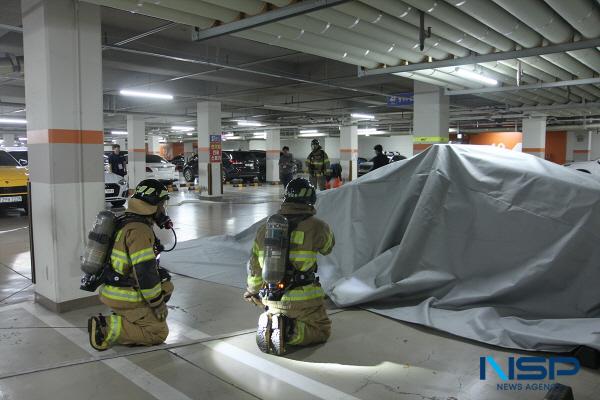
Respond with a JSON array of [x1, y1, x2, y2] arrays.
[[361, 0, 494, 54], [543, 0, 600, 39], [335, 2, 470, 57]]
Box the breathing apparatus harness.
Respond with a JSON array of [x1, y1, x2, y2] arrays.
[[80, 212, 177, 292], [259, 213, 317, 302]]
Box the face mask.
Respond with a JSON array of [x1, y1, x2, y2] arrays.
[[154, 203, 173, 229]]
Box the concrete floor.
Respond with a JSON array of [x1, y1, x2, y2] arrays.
[[0, 185, 598, 400]]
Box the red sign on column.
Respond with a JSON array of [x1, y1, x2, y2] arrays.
[[209, 134, 222, 162]]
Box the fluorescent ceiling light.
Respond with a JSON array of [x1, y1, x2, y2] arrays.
[[186, 132, 193, 136], [358, 128, 385, 136], [18, 137, 27, 141], [253, 132, 266, 136], [235, 120, 263, 127], [0, 118, 27, 124], [454, 68, 497, 86], [299, 129, 318, 134], [222, 132, 234, 138], [111, 130, 128, 135], [224, 136, 243, 140], [298, 133, 327, 138], [449, 128, 458, 133], [119, 89, 174, 100], [351, 113, 375, 120], [171, 126, 194, 132]]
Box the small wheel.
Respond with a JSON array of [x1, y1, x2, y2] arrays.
[[183, 168, 194, 183]]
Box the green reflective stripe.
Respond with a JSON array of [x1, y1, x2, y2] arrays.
[[105, 314, 122, 344], [111, 249, 130, 274], [322, 231, 334, 253], [130, 248, 155, 265], [281, 285, 324, 301], [140, 283, 162, 300], [289, 251, 317, 261], [252, 242, 260, 257], [287, 320, 305, 345], [258, 250, 265, 269], [247, 275, 263, 289], [290, 231, 304, 245], [115, 229, 123, 243], [110, 258, 125, 275], [100, 285, 143, 302]]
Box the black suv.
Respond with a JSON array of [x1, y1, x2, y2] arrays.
[[183, 150, 261, 183]]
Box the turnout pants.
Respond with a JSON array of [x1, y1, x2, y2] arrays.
[[265, 300, 331, 346], [309, 175, 326, 191]]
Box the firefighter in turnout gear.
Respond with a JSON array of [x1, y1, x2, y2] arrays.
[[88, 179, 174, 351], [305, 139, 330, 191], [244, 177, 335, 355]]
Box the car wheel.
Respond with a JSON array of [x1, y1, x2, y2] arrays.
[[183, 168, 194, 183], [111, 200, 126, 207]]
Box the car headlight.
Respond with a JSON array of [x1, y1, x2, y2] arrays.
[[118, 179, 127, 185]]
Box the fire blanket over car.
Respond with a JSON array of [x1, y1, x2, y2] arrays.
[[163, 144, 600, 352]]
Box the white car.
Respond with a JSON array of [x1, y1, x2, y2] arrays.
[[565, 159, 600, 180], [144, 154, 178, 184], [105, 171, 128, 207]]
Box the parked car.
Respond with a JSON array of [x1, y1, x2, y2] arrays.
[[248, 150, 266, 182], [357, 157, 372, 177], [0, 150, 28, 214], [565, 159, 600, 180], [104, 172, 128, 207], [4, 147, 28, 166], [169, 154, 186, 172], [123, 154, 177, 184], [183, 150, 261, 183]]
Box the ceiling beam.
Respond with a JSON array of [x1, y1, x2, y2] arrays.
[[360, 38, 600, 76], [192, 0, 350, 42], [445, 78, 600, 96]]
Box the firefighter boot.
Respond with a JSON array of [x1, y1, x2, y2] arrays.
[[271, 314, 293, 356], [88, 314, 110, 351], [256, 312, 272, 354]]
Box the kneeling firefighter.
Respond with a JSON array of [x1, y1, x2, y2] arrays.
[[244, 177, 335, 355], [83, 179, 175, 351]]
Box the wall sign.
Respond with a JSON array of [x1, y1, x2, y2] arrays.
[[209, 134, 222, 162], [387, 92, 414, 107]]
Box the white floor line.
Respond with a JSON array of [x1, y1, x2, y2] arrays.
[[173, 319, 362, 400], [20, 303, 193, 400]]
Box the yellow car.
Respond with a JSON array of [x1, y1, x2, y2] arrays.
[[0, 150, 28, 214]]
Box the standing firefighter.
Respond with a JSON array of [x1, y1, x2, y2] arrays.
[[87, 179, 174, 351], [305, 139, 329, 191], [244, 178, 335, 355]]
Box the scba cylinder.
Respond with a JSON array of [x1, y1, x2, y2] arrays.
[[81, 211, 117, 275], [262, 214, 289, 284]]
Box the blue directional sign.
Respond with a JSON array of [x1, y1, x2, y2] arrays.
[[387, 92, 414, 107]]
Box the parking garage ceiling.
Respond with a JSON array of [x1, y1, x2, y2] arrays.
[[1, 0, 600, 140]]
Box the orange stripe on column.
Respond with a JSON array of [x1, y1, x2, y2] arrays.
[[131, 148, 146, 153], [198, 147, 209, 153], [522, 147, 545, 153], [413, 143, 432, 152], [573, 150, 591, 154], [28, 129, 103, 144], [340, 148, 358, 153]]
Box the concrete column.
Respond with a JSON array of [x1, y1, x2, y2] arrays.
[[340, 125, 358, 181], [570, 131, 592, 162], [522, 116, 547, 158], [592, 131, 600, 160], [197, 101, 222, 196], [412, 81, 449, 154], [22, 0, 104, 311], [148, 136, 161, 155], [183, 141, 194, 160], [2, 133, 15, 147], [127, 114, 145, 189], [324, 137, 340, 164], [265, 128, 280, 183]]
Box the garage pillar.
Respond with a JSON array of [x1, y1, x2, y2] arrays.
[[127, 114, 145, 189], [3, 133, 15, 147], [183, 141, 194, 160], [22, 0, 104, 311], [340, 124, 358, 181], [571, 131, 592, 162], [522, 116, 547, 158], [266, 128, 280, 184], [412, 81, 449, 154], [148, 136, 161, 155], [197, 101, 222, 197]]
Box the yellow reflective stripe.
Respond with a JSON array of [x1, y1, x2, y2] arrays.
[[413, 136, 449, 143], [140, 283, 162, 300], [100, 285, 143, 302], [130, 248, 155, 265], [252, 242, 260, 257], [110, 249, 130, 274], [287, 320, 305, 345], [258, 250, 265, 269], [290, 231, 304, 245], [247, 275, 263, 289], [115, 229, 123, 243], [289, 251, 317, 260], [281, 285, 324, 301], [322, 231, 334, 253], [105, 314, 122, 344], [111, 259, 125, 275]]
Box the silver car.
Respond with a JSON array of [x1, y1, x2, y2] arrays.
[[104, 171, 128, 207]]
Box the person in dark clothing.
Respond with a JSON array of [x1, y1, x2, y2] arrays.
[[279, 146, 295, 189], [108, 144, 127, 177], [370, 144, 389, 172]]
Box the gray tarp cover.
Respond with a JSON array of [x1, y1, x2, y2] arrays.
[[163, 145, 600, 353]]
